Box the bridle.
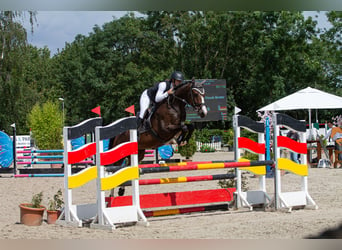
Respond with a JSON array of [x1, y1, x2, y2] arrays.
[[170, 80, 206, 112], [190, 82, 206, 112]]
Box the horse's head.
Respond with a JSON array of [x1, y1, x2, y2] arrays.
[[174, 78, 207, 118], [189, 79, 208, 118]]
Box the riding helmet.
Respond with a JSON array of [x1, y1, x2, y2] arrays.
[[170, 71, 184, 82]]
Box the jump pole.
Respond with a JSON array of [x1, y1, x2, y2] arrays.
[[14, 173, 64, 178], [106, 160, 274, 174], [120, 173, 236, 186], [138, 160, 235, 168], [139, 160, 274, 174], [143, 204, 229, 217]]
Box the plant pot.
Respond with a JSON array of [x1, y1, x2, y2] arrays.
[[182, 158, 192, 162], [19, 203, 46, 226], [46, 210, 61, 224]]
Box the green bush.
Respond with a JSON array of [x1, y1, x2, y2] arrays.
[[27, 101, 63, 149], [178, 135, 197, 159], [242, 151, 259, 161], [194, 128, 234, 147], [218, 169, 248, 191], [200, 144, 216, 152]]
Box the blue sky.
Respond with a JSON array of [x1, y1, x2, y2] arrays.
[[24, 11, 332, 56], [25, 11, 129, 55]]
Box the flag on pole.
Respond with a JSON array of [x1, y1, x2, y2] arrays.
[[91, 106, 101, 116], [234, 106, 241, 115], [125, 105, 135, 116]]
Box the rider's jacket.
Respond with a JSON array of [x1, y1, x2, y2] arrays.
[[147, 81, 172, 104]]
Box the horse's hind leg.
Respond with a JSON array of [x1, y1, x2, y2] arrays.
[[138, 149, 146, 163]]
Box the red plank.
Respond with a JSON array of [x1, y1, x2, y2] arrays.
[[238, 137, 265, 154], [106, 188, 235, 209], [100, 141, 138, 165], [277, 136, 307, 154], [68, 142, 96, 164]]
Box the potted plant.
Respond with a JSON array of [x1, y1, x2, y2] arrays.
[[178, 135, 197, 161], [19, 191, 46, 226], [46, 188, 64, 224]]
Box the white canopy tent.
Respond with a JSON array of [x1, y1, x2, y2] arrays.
[[257, 87, 342, 138]]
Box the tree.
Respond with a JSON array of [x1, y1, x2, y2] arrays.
[[27, 101, 63, 150], [0, 11, 37, 134], [321, 11, 342, 90], [55, 13, 176, 125], [4, 11, 337, 133]]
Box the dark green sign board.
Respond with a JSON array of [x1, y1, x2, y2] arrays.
[[186, 79, 227, 122]]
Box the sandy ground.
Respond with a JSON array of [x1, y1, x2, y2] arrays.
[[0, 151, 342, 239]]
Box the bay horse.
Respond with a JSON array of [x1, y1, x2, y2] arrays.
[[110, 78, 208, 164]]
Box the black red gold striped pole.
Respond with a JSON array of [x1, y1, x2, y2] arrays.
[[120, 173, 235, 186], [106, 160, 274, 174], [143, 204, 229, 217], [140, 160, 274, 174]]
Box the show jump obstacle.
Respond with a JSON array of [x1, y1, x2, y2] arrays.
[[91, 116, 148, 230], [233, 114, 272, 210], [57, 116, 148, 230], [272, 113, 318, 211], [57, 117, 102, 228], [56, 112, 317, 230]]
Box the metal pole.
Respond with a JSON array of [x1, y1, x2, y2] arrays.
[[11, 123, 17, 175], [62, 101, 65, 125], [155, 148, 159, 163], [59, 98, 65, 126], [265, 117, 271, 176]]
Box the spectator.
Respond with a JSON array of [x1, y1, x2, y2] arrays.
[[323, 121, 342, 161], [287, 130, 300, 163]]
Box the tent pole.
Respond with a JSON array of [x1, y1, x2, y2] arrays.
[[309, 109, 312, 140], [316, 109, 318, 123]]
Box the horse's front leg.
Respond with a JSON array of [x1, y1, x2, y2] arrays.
[[177, 123, 194, 146]]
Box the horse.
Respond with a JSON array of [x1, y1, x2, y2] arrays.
[[110, 78, 208, 164]]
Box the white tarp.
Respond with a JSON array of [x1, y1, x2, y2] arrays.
[[257, 87, 342, 111], [257, 86, 342, 139]]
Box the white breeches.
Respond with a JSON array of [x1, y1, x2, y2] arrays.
[[139, 90, 151, 119]]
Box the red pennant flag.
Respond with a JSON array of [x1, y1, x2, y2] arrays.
[[125, 105, 135, 116], [91, 106, 101, 116]]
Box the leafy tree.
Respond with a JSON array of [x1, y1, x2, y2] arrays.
[[2, 11, 339, 135], [55, 13, 176, 125], [0, 11, 37, 134], [321, 11, 342, 90], [27, 101, 63, 149]]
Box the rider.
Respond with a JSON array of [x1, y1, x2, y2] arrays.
[[137, 71, 184, 128]]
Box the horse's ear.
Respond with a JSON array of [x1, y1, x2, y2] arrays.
[[191, 77, 195, 82]]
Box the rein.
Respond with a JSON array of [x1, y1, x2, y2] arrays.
[[170, 81, 205, 111]]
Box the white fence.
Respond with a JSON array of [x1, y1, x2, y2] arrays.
[[171, 141, 223, 152], [196, 141, 222, 151]]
